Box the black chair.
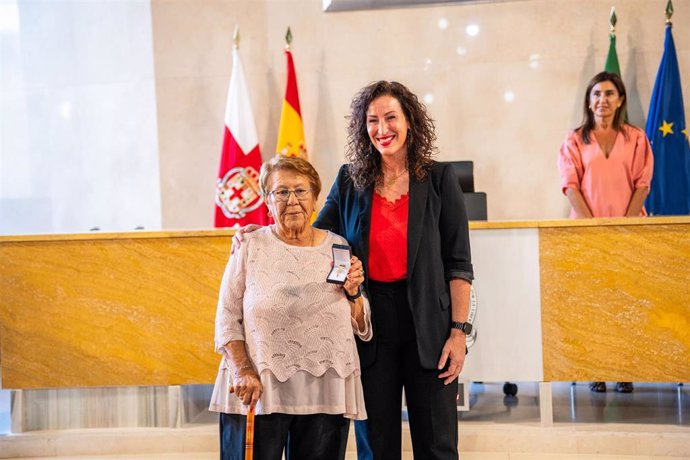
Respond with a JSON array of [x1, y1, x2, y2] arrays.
[[444, 161, 487, 221]]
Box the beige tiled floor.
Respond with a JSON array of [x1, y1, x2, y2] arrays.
[[2, 421, 689, 459], [2, 382, 688, 459], [6, 454, 690, 460]]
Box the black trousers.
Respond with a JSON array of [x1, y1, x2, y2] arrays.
[[362, 280, 459, 460], [219, 412, 350, 460]]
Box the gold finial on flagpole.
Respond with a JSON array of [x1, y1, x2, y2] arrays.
[[665, 0, 674, 25], [285, 27, 293, 50], [233, 25, 240, 49], [609, 6, 617, 34]]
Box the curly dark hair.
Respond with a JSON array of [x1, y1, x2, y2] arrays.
[[345, 81, 436, 190]]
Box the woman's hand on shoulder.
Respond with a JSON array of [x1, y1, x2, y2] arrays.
[[230, 224, 262, 255]]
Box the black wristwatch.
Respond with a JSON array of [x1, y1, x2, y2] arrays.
[[451, 321, 473, 335], [345, 287, 362, 302]]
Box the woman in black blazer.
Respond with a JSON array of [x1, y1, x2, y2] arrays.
[[314, 81, 474, 460]]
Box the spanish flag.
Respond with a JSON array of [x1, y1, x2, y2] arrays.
[[276, 28, 307, 159]]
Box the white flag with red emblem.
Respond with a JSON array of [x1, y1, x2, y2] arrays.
[[214, 45, 270, 228]]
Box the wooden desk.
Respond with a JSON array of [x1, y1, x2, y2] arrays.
[[0, 230, 232, 389], [1, 218, 689, 390], [464, 216, 690, 384]]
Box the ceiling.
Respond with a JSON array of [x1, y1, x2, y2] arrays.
[[322, 0, 518, 12]]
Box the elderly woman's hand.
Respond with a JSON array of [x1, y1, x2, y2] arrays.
[[343, 256, 367, 331], [231, 366, 263, 409], [343, 256, 365, 297]]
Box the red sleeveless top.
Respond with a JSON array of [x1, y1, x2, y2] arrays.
[[368, 192, 408, 282]]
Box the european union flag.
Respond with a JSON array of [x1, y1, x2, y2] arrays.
[[645, 24, 690, 215]]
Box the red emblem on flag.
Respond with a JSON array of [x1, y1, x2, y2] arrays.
[[216, 166, 263, 219], [214, 37, 270, 228]]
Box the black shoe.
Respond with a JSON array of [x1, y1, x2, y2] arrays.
[[615, 382, 634, 393], [589, 381, 607, 392]]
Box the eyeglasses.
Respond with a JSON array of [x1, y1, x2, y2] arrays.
[[269, 188, 312, 202]]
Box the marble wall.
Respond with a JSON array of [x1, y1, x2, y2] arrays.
[[0, 0, 162, 235], [2, 1, 688, 230], [152, 0, 690, 227]]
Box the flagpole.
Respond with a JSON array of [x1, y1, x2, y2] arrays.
[[665, 0, 673, 26], [603, 6, 626, 120], [234, 25, 240, 49], [285, 26, 293, 50], [604, 6, 622, 78]]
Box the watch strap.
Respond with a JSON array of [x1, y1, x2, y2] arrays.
[[451, 321, 472, 334], [345, 287, 362, 302]]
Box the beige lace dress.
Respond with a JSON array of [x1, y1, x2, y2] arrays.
[[209, 227, 371, 420]]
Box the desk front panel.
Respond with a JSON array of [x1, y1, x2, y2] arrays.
[[0, 235, 231, 389], [540, 224, 690, 382]]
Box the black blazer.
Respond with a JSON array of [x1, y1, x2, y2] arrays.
[[314, 161, 473, 369]]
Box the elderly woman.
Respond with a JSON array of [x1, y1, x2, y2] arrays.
[[315, 81, 474, 460], [209, 155, 372, 460], [558, 71, 653, 393]]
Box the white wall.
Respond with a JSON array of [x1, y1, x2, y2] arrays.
[[2, 1, 689, 234], [152, 0, 690, 228], [0, 0, 161, 235]]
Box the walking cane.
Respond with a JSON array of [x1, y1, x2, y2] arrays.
[[245, 406, 255, 460]]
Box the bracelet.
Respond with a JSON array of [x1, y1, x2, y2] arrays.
[[345, 287, 362, 302]]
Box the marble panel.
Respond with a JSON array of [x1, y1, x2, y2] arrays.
[[457, 454, 509, 460], [540, 224, 690, 382], [641, 433, 690, 457], [574, 431, 645, 455], [511, 456, 651, 460], [0, 233, 231, 389], [460, 426, 579, 453], [1, 0, 161, 236], [53, 430, 185, 456], [462, 228, 543, 382], [155, 77, 227, 229], [0, 435, 56, 458]]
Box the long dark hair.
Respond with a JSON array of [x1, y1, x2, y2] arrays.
[[578, 71, 628, 144], [345, 81, 436, 190]]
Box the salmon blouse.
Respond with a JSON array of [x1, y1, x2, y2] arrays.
[[558, 125, 654, 218]]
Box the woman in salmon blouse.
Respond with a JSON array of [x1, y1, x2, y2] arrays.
[[558, 71, 654, 393], [559, 71, 654, 219]]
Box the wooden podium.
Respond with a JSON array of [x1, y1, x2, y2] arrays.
[[1, 218, 689, 390], [0, 230, 232, 389]]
